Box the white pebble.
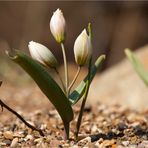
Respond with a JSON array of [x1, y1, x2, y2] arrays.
[[122, 141, 129, 146], [10, 138, 18, 147]]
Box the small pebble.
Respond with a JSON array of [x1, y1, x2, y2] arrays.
[[40, 124, 47, 130], [10, 138, 18, 147], [77, 137, 91, 146], [3, 131, 13, 140], [34, 138, 43, 144], [91, 125, 98, 133], [24, 134, 34, 141], [122, 141, 129, 146], [99, 140, 116, 148], [0, 142, 6, 146], [118, 123, 128, 131], [3, 139, 11, 145]]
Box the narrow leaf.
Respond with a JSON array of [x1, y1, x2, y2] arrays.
[[125, 49, 148, 86], [7, 50, 73, 123], [69, 55, 105, 105]]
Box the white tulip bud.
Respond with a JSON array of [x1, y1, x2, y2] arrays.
[[28, 41, 58, 68], [74, 29, 92, 66], [50, 8, 66, 43]]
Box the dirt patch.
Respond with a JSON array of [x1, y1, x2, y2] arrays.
[[0, 99, 148, 147]]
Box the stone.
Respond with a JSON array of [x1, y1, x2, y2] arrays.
[[122, 141, 129, 146], [77, 137, 91, 146], [0, 142, 6, 146], [99, 140, 116, 147], [24, 134, 34, 141], [10, 138, 18, 147], [91, 125, 98, 133], [3, 139, 11, 145], [3, 131, 13, 140], [34, 138, 43, 144]]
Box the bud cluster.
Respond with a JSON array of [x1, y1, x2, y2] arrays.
[[28, 8, 92, 69]]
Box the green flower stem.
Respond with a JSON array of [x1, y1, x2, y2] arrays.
[[75, 59, 92, 140], [64, 121, 70, 140], [54, 68, 66, 93], [61, 43, 69, 96], [75, 81, 89, 140], [68, 66, 81, 95]]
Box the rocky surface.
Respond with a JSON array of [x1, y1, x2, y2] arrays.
[[0, 103, 148, 147]]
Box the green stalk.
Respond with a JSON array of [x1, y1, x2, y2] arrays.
[[75, 24, 92, 139], [75, 59, 92, 140], [60, 43, 70, 139], [68, 66, 81, 95], [61, 43, 69, 96], [64, 121, 70, 140], [75, 81, 89, 140]]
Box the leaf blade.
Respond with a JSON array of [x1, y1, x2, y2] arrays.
[[125, 49, 148, 86], [8, 50, 73, 123]]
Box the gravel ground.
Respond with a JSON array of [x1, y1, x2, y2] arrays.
[[0, 102, 148, 148]]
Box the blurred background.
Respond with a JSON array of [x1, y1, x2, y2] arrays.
[[1, 1, 148, 111], [0, 1, 148, 68]]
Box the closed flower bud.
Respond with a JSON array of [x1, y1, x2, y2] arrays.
[[74, 29, 92, 66], [50, 8, 66, 43], [28, 41, 58, 68]]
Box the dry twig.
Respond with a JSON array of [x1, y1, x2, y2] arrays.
[[0, 99, 44, 136]]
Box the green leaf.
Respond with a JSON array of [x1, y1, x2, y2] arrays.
[[69, 55, 105, 105], [7, 50, 73, 123], [125, 49, 148, 86]]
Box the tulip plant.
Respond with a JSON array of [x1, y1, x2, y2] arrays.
[[6, 8, 105, 140]]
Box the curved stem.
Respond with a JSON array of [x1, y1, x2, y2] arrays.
[[54, 68, 66, 93], [68, 66, 81, 95], [61, 43, 69, 96]]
